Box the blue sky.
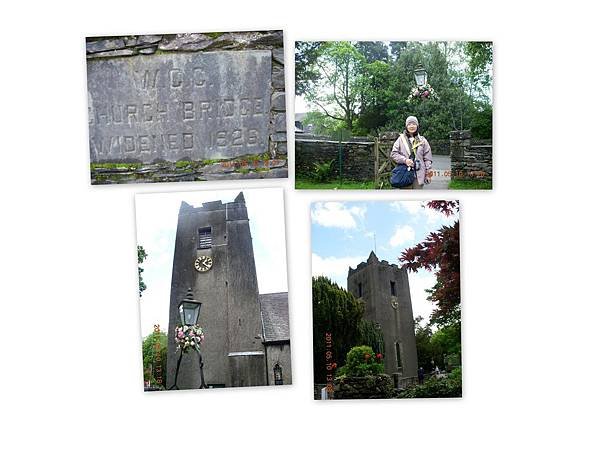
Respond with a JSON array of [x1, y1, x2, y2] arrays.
[[135, 188, 287, 338], [311, 200, 458, 322]]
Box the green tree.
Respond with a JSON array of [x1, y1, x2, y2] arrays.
[[312, 276, 364, 383], [295, 41, 324, 96], [358, 320, 385, 356], [355, 41, 389, 63], [137, 245, 147, 298], [142, 329, 167, 388], [301, 42, 366, 130], [356, 59, 392, 134], [415, 316, 461, 371], [302, 110, 346, 136]]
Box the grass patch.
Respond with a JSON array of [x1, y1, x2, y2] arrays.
[[448, 178, 492, 190], [295, 178, 375, 190], [91, 162, 142, 170]]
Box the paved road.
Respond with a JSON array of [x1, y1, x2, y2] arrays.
[[424, 155, 450, 190]]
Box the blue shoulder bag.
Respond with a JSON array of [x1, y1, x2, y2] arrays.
[[390, 134, 416, 188]]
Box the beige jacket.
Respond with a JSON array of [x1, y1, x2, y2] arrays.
[[390, 133, 433, 185]]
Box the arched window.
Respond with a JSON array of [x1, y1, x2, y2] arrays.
[[273, 363, 283, 385]]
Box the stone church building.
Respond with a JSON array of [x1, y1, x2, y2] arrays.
[[347, 251, 418, 386], [166, 192, 291, 389]]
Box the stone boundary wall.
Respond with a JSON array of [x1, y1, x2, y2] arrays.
[[450, 130, 493, 181], [86, 31, 287, 184], [334, 375, 395, 400], [296, 132, 453, 182], [295, 139, 375, 181]]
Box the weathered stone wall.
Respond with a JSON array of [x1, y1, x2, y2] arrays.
[[450, 130, 493, 181], [295, 132, 449, 182], [265, 343, 292, 386], [86, 31, 286, 184], [295, 138, 375, 181], [334, 375, 395, 400]]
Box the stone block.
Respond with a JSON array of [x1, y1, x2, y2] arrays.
[[273, 112, 287, 133], [272, 48, 284, 65], [272, 63, 285, 89], [271, 91, 286, 111]]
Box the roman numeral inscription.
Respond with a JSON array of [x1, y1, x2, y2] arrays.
[[87, 51, 272, 163]]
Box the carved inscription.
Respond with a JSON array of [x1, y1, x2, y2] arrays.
[[87, 51, 273, 162]]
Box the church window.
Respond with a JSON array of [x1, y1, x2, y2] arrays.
[[274, 363, 283, 385], [390, 281, 396, 296], [358, 282, 363, 297], [197, 227, 212, 249], [395, 342, 403, 371]]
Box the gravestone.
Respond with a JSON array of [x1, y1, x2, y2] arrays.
[[87, 51, 272, 163]]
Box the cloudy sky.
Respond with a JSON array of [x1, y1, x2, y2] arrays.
[[135, 188, 287, 338], [311, 200, 458, 323]]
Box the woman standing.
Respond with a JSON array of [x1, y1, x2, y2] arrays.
[[390, 116, 433, 189]]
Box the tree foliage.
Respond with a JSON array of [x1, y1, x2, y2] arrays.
[[415, 316, 461, 371], [142, 329, 167, 388], [400, 201, 460, 325], [300, 42, 366, 130], [296, 41, 493, 140], [295, 41, 324, 96], [358, 320, 385, 356], [137, 245, 147, 298], [312, 276, 364, 383]]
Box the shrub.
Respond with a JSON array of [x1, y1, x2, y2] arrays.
[[336, 345, 384, 378], [312, 159, 334, 182], [398, 367, 462, 398]]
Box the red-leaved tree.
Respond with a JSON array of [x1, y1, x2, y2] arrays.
[[400, 201, 460, 325]]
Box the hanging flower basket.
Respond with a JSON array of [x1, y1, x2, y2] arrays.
[[408, 84, 439, 101], [174, 324, 205, 353]]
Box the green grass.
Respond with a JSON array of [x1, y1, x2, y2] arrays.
[[91, 162, 142, 170], [448, 178, 492, 190], [295, 178, 375, 190]]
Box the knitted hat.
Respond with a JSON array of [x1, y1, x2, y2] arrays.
[[406, 116, 419, 126]]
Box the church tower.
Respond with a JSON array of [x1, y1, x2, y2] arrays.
[[166, 192, 266, 389], [347, 251, 418, 381]]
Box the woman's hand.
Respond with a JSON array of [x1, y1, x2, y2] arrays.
[[405, 159, 414, 167]]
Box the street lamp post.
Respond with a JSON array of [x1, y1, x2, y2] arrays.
[[414, 65, 428, 87], [169, 288, 208, 390]]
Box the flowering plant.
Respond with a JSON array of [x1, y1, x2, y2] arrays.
[[336, 345, 385, 377], [174, 324, 205, 353], [407, 84, 438, 101]]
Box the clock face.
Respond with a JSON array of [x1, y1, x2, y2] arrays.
[[194, 255, 213, 272]]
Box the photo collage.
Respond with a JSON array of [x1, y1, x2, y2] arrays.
[[86, 31, 492, 399]]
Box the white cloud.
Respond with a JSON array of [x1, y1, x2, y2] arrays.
[[390, 201, 424, 215], [312, 253, 364, 287], [389, 225, 415, 247], [311, 202, 366, 229]]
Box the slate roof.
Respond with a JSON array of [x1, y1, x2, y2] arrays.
[[259, 292, 290, 343]]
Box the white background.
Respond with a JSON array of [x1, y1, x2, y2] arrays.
[[1, 1, 599, 448]]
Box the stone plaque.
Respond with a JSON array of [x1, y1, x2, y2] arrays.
[[87, 51, 272, 163]]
